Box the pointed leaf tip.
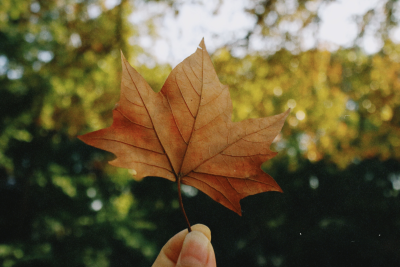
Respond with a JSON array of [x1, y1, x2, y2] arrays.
[[284, 108, 291, 117], [120, 50, 126, 61], [199, 38, 205, 49]]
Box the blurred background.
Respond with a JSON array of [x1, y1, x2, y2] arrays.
[[1, 0, 400, 266]]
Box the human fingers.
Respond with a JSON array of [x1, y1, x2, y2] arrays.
[[152, 224, 212, 267], [176, 230, 216, 267]]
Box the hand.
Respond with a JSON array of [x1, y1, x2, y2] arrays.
[[152, 224, 216, 267]]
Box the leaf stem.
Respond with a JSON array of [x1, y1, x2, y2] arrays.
[[177, 174, 192, 232]]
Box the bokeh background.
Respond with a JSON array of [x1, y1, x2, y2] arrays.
[[1, 0, 400, 266]]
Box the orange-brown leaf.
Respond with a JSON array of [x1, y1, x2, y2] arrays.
[[78, 39, 289, 215]]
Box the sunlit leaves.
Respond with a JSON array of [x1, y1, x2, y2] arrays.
[[0, 1, 167, 266], [213, 46, 400, 168]]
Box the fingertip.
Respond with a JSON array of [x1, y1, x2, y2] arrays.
[[191, 224, 211, 241], [177, 231, 211, 267]]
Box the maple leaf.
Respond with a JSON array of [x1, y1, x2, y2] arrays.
[[78, 38, 289, 224]]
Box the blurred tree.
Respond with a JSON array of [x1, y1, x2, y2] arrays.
[[212, 43, 400, 169], [0, 0, 172, 266], [1, 0, 400, 267], [239, 0, 400, 54]]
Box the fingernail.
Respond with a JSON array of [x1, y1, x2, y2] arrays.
[[177, 231, 210, 267]]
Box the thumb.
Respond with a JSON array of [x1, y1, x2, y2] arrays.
[[176, 230, 216, 267]]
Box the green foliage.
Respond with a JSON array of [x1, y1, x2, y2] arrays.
[[213, 45, 400, 169], [1, 0, 400, 267], [0, 0, 170, 266]]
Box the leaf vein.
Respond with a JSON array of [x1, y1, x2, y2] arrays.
[[129, 161, 174, 173], [175, 77, 196, 118], [122, 91, 144, 107], [88, 138, 165, 155], [226, 178, 240, 195], [192, 171, 278, 188], [165, 92, 188, 144], [184, 62, 201, 96], [186, 174, 237, 210]]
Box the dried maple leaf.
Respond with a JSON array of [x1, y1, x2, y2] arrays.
[[79, 39, 289, 228]]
